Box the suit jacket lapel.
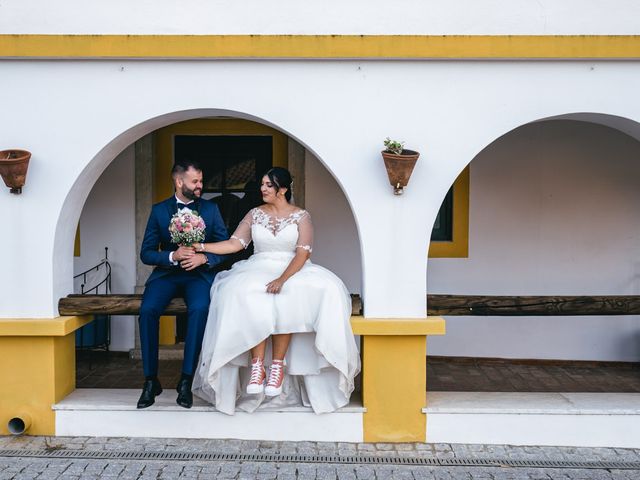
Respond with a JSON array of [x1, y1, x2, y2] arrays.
[[165, 197, 177, 220], [160, 197, 177, 245]]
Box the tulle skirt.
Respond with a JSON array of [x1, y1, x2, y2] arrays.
[[192, 251, 361, 415]]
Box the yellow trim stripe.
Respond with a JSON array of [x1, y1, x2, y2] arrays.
[[350, 316, 445, 336], [0, 316, 91, 336], [1, 35, 640, 59]]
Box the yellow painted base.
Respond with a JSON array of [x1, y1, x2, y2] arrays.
[[351, 316, 445, 442], [0, 316, 89, 436], [362, 335, 427, 442]]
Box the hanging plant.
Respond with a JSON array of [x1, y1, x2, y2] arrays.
[[381, 138, 419, 195]]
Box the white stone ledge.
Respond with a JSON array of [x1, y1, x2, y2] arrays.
[[423, 392, 640, 415], [423, 392, 640, 447], [54, 389, 364, 441], [54, 388, 365, 413]]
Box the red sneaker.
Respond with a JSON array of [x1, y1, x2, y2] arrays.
[[265, 359, 284, 396], [246, 357, 266, 394]]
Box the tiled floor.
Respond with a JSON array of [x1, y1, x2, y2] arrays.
[[77, 350, 183, 390], [426, 356, 640, 392], [76, 349, 640, 392]]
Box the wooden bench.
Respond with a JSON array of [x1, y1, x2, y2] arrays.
[[59, 294, 363, 316], [426, 295, 640, 316], [59, 294, 640, 317]]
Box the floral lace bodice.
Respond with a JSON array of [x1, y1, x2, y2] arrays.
[[231, 207, 313, 254]]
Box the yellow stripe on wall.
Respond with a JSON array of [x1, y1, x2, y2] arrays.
[[1, 35, 640, 59]]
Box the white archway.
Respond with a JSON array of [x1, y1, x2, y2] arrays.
[[427, 112, 640, 362], [53, 109, 364, 314]]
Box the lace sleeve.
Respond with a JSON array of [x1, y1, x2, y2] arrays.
[[230, 209, 253, 249], [296, 211, 313, 253]]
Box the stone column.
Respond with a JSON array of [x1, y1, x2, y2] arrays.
[[132, 134, 155, 353], [131, 134, 183, 360]]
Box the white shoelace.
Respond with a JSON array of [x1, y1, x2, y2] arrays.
[[249, 359, 265, 385], [267, 361, 284, 387]]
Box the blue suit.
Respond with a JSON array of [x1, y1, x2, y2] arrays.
[[139, 196, 229, 377]]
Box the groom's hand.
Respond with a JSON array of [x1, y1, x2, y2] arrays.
[[173, 246, 195, 262], [181, 253, 207, 271]]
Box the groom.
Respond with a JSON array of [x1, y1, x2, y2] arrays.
[[138, 159, 228, 409]]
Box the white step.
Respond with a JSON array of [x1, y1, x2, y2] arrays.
[[53, 389, 364, 442], [424, 392, 640, 448]]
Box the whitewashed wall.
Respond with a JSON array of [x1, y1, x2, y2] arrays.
[[428, 121, 640, 361], [2, 61, 640, 322], [73, 146, 137, 351], [306, 152, 362, 294], [2, 0, 639, 34]]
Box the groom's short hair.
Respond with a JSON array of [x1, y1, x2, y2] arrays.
[[172, 160, 202, 179]]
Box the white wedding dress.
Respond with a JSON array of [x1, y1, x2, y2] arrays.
[[192, 207, 361, 415]]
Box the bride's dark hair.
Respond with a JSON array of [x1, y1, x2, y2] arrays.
[[265, 167, 293, 202]]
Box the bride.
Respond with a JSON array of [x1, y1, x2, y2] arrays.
[[192, 167, 361, 415]]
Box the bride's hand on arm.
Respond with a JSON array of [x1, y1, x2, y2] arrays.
[[266, 248, 311, 294], [195, 238, 245, 255]]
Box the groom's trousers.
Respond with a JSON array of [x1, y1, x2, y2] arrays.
[[139, 270, 211, 377]]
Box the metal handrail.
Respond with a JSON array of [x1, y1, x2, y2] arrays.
[[73, 247, 112, 360], [74, 247, 111, 295]]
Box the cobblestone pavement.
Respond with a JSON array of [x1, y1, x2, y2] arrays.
[[1, 436, 639, 479]]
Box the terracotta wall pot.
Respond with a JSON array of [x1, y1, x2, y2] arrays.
[[381, 149, 419, 195], [0, 149, 31, 194]]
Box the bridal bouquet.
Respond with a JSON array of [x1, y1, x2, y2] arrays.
[[169, 209, 206, 246]]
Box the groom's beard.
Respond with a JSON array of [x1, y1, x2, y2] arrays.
[[181, 185, 202, 201]]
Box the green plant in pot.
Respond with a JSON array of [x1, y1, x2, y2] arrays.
[[381, 138, 419, 195]]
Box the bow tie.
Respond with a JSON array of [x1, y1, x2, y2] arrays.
[[177, 201, 196, 210]]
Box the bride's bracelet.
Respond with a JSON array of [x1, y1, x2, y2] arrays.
[[198, 242, 205, 253]]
